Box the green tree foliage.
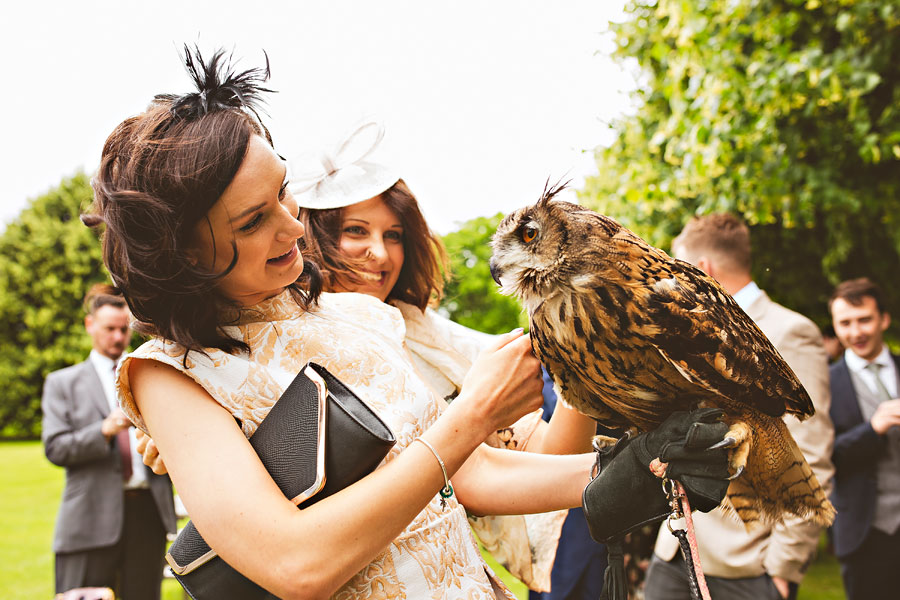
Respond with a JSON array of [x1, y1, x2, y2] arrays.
[[582, 0, 900, 337], [0, 174, 110, 438], [440, 214, 527, 334]]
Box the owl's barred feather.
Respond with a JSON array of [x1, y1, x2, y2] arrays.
[[490, 186, 834, 527]]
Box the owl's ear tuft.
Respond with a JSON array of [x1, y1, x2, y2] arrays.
[[538, 177, 571, 206]]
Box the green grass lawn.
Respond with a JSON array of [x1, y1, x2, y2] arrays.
[[0, 441, 184, 600], [1, 440, 844, 600], [798, 537, 846, 600]]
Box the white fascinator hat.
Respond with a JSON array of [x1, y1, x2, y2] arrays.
[[290, 119, 400, 210]]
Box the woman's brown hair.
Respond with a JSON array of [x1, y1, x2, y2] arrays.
[[299, 179, 448, 310], [87, 46, 321, 355]]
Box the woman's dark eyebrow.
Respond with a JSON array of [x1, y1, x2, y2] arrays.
[[231, 165, 287, 224], [231, 202, 266, 223]]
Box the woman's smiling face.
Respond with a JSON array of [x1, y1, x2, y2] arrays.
[[336, 195, 405, 302], [190, 135, 306, 306]]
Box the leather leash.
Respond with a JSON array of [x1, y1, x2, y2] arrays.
[[665, 479, 712, 600], [648, 458, 712, 600]]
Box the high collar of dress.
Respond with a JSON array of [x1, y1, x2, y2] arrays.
[[232, 288, 304, 325]]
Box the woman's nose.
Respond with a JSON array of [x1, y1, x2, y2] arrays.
[[366, 239, 388, 262], [275, 202, 305, 242], [276, 220, 304, 242]]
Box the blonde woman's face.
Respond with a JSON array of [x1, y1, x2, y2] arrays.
[[336, 195, 405, 302], [189, 136, 306, 306]]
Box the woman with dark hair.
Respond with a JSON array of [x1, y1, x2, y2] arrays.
[[95, 47, 731, 599]]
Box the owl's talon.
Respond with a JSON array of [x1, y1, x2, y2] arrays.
[[707, 436, 736, 451], [727, 465, 744, 480]]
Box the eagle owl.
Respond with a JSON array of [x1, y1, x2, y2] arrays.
[[489, 184, 834, 526]]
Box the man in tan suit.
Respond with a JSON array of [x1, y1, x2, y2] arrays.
[[643, 214, 834, 600]]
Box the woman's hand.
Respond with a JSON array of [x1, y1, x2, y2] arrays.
[[135, 429, 168, 475], [456, 329, 545, 436]]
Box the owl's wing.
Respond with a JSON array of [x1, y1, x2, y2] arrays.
[[625, 255, 813, 419]]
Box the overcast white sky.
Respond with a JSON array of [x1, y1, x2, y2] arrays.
[[1, 1, 633, 234]]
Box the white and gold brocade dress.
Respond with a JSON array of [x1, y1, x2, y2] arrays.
[[118, 290, 515, 600]]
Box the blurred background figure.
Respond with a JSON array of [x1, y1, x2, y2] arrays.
[[821, 324, 845, 363], [828, 277, 900, 600], [41, 284, 176, 600], [644, 213, 834, 600]]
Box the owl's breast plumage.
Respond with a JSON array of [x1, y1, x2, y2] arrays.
[[530, 289, 716, 432]]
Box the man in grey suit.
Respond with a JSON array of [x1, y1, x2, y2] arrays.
[[42, 284, 176, 599], [644, 214, 834, 600]]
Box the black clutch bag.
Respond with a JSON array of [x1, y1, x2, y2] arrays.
[[165, 362, 396, 600]]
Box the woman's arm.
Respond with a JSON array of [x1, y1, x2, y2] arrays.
[[526, 401, 597, 454], [132, 329, 545, 599], [452, 444, 594, 516]]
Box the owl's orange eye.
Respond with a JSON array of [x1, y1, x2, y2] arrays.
[[522, 227, 537, 243]]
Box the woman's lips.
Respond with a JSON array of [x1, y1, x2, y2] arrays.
[[267, 244, 298, 266]]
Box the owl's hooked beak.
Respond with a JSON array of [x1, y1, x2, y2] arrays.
[[489, 258, 502, 285]]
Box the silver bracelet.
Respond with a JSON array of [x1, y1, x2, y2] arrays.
[[413, 437, 454, 511]]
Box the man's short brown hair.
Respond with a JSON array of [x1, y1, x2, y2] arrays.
[[672, 213, 752, 272], [83, 283, 127, 316], [829, 277, 886, 314]]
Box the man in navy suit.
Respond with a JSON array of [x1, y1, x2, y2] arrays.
[[828, 277, 900, 600]]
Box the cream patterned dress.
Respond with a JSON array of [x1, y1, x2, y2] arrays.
[[118, 290, 515, 600]]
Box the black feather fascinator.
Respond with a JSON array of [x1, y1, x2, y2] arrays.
[[156, 44, 275, 126]]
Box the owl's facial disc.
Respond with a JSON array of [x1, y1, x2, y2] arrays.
[[490, 210, 558, 309], [490, 236, 535, 296]]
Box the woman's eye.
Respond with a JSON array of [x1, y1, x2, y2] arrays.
[[522, 227, 537, 243], [343, 226, 366, 236], [239, 214, 262, 232], [385, 230, 403, 242], [278, 180, 289, 201]]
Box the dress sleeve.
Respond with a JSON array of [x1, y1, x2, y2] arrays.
[[116, 341, 185, 434]]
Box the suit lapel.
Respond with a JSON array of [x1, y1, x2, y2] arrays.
[[833, 358, 864, 426], [892, 353, 900, 397], [79, 360, 112, 418]]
